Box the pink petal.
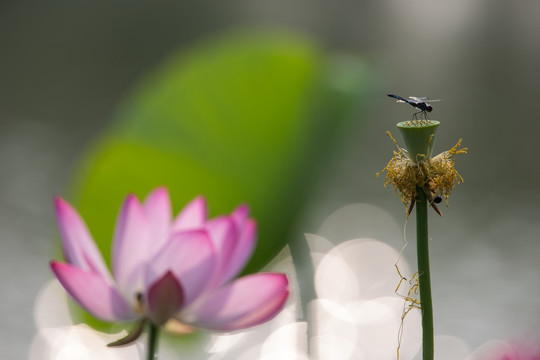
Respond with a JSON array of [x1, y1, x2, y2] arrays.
[[112, 194, 152, 298], [143, 187, 172, 250], [172, 196, 207, 232], [50, 261, 135, 322], [221, 218, 257, 283], [231, 204, 250, 226], [146, 230, 217, 306], [188, 273, 289, 331], [146, 271, 184, 326], [53, 197, 111, 281], [204, 216, 237, 286]]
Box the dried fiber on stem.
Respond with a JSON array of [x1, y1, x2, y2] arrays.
[[377, 130, 467, 214]]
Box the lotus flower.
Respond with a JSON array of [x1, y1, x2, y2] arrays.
[[482, 340, 540, 360], [50, 187, 289, 343]]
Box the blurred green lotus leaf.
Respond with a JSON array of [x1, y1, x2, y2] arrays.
[[70, 31, 368, 300]]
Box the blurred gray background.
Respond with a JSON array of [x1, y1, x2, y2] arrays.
[[2, 0, 540, 358]]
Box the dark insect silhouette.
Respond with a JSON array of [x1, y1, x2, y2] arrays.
[[387, 94, 442, 120]]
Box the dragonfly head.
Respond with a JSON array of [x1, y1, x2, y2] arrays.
[[425, 104, 433, 112]]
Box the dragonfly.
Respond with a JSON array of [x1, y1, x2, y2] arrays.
[[387, 94, 442, 120]]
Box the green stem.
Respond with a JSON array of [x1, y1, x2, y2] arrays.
[[416, 186, 434, 360], [289, 234, 316, 357], [147, 322, 160, 360]]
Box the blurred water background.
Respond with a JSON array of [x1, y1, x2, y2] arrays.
[[2, 1, 540, 358]]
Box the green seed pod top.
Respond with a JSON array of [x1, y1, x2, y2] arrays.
[[397, 120, 440, 162]]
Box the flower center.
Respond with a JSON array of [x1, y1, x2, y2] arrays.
[[134, 292, 145, 315]]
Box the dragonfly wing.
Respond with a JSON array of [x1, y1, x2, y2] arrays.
[[409, 97, 443, 103], [409, 96, 427, 102]]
